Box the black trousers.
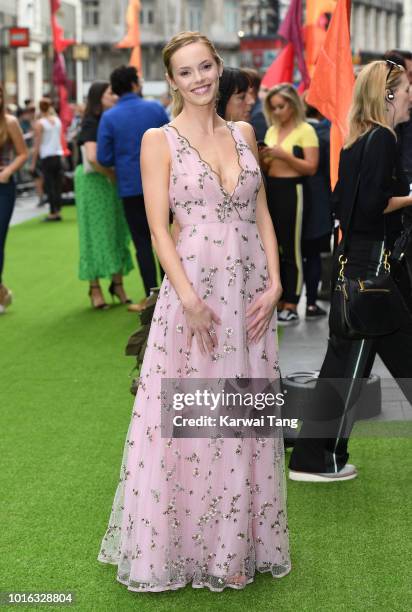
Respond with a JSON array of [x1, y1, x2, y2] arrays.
[[289, 238, 412, 473], [41, 156, 62, 214], [266, 176, 304, 304], [122, 194, 160, 296], [0, 180, 16, 283], [302, 233, 331, 306]]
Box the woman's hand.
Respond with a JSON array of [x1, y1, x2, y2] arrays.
[[246, 281, 282, 344], [266, 145, 288, 161], [0, 167, 11, 184], [184, 295, 222, 355], [258, 147, 273, 172]]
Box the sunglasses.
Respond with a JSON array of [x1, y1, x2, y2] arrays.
[[386, 59, 403, 81]]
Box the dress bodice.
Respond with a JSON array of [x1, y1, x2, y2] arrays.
[[162, 122, 262, 226]]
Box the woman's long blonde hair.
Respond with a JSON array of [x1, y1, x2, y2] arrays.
[[345, 60, 405, 148], [162, 31, 223, 118], [263, 83, 305, 128]]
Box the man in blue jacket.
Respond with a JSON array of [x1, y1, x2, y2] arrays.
[[97, 65, 169, 310]]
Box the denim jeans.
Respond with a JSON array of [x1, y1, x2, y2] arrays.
[[0, 179, 16, 283]]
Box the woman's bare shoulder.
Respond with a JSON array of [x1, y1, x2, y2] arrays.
[[141, 127, 170, 167], [5, 114, 19, 128], [142, 126, 169, 147], [233, 121, 256, 145]]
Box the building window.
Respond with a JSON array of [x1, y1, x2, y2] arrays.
[[224, 0, 239, 33], [140, 0, 155, 26], [84, 0, 100, 28], [187, 0, 203, 31]]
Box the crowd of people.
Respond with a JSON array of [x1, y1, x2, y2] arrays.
[[1, 30, 412, 594], [0, 57, 335, 318]]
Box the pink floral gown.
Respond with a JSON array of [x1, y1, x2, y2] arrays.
[[98, 122, 291, 592]]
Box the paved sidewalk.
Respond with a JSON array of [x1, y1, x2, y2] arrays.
[[11, 191, 45, 226], [279, 300, 412, 422]]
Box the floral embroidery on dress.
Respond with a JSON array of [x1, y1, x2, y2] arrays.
[[98, 121, 290, 594]]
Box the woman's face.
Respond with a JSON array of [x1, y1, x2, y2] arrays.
[[391, 73, 412, 126], [225, 88, 254, 121], [169, 42, 221, 109], [268, 94, 294, 125], [101, 86, 118, 110]]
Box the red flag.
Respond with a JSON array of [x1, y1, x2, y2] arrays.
[[278, 0, 310, 88], [50, 0, 75, 53], [49, 1, 74, 156], [306, 0, 354, 188], [261, 43, 294, 89]]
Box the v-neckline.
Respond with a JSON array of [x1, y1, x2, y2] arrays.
[[275, 125, 296, 148], [167, 121, 244, 199]]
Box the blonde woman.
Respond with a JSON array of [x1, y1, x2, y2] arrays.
[[289, 60, 412, 482], [98, 32, 291, 592], [0, 84, 28, 313], [260, 83, 319, 325]]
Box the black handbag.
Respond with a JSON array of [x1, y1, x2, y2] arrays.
[[329, 129, 404, 340]]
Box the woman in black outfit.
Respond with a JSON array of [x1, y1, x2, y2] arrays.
[[289, 60, 412, 482]]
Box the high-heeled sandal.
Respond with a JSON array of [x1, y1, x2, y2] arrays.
[[108, 281, 132, 304], [88, 284, 109, 310], [0, 285, 12, 314]]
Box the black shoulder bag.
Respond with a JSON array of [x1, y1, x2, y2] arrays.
[[329, 129, 404, 340]]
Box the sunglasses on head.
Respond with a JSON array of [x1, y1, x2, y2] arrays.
[[386, 59, 403, 81]]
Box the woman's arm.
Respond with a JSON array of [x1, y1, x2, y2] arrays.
[[237, 121, 283, 342], [384, 195, 412, 213], [170, 219, 181, 244], [83, 141, 115, 181], [30, 120, 42, 171], [0, 116, 28, 182], [141, 128, 221, 354]]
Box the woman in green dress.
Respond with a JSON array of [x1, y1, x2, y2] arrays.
[[75, 81, 133, 309]]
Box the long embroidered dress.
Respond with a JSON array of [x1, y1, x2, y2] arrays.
[[98, 122, 291, 592]]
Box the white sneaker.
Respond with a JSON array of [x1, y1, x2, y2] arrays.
[[289, 464, 358, 482], [277, 309, 299, 326]]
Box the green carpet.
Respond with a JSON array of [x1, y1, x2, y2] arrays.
[[1, 208, 411, 612]]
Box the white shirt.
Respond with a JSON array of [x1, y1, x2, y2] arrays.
[[39, 116, 63, 159]]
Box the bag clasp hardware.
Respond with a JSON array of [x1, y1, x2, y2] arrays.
[[383, 249, 391, 273], [338, 255, 347, 281]]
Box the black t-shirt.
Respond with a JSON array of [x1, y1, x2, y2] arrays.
[[333, 126, 409, 244], [77, 114, 100, 167], [77, 114, 99, 145]]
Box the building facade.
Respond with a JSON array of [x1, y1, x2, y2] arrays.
[[15, 0, 82, 107], [351, 0, 403, 60], [2, 1, 409, 107], [80, 0, 407, 98], [81, 0, 243, 97], [0, 1, 18, 104]]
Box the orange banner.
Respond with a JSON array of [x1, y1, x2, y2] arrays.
[[305, 0, 337, 77], [117, 0, 142, 75], [306, 0, 354, 188]]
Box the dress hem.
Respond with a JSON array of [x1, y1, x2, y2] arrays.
[[97, 556, 292, 593]]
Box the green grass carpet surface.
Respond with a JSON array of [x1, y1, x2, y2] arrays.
[[1, 208, 411, 612]]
